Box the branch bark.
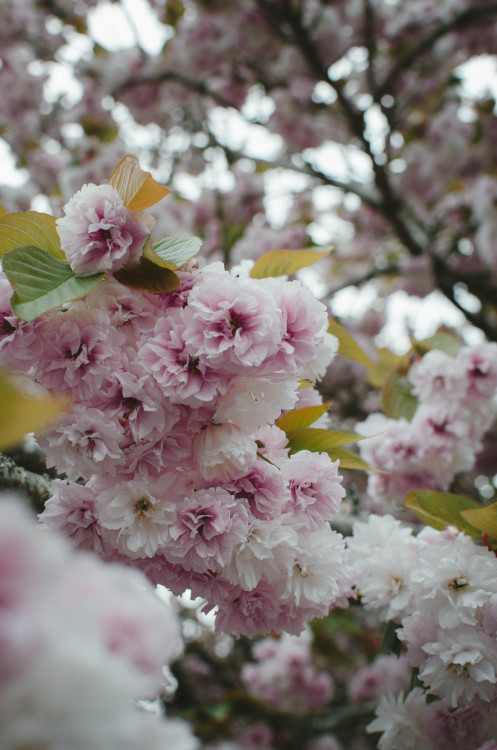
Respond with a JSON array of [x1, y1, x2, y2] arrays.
[[0, 452, 52, 513]]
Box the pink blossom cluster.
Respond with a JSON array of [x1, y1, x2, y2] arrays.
[[0, 182, 349, 638], [240, 631, 334, 714], [348, 653, 410, 705], [346, 515, 497, 746], [356, 343, 497, 510], [0, 498, 197, 750]]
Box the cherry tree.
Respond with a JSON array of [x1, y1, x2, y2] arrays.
[[2, 1, 497, 748]]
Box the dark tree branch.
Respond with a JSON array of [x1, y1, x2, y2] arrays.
[[432, 256, 497, 342], [0, 452, 52, 513], [200, 126, 384, 211], [376, 4, 497, 98], [113, 70, 239, 110], [257, 0, 427, 257], [328, 263, 400, 297]]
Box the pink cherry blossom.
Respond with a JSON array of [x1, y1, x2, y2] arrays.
[[57, 183, 149, 276], [281, 450, 345, 528]]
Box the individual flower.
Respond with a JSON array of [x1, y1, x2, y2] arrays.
[[184, 267, 283, 373], [418, 626, 497, 706], [408, 349, 467, 403], [163, 488, 250, 572], [367, 688, 429, 750], [32, 304, 125, 400], [457, 343, 497, 400], [0, 274, 42, 371], [140, 309, 229, 407], [38, 404, 125, 480], [426, 700, 486, 750], [39, 478, 111, 557], [225, 518, 299, 591], [57, 183, 149, 276], [279, 525, 346, 609], [213, 376, 299, 432], [260, 278, 336, 379], [226, 459, 289, 520], [408, 532, 497, 629], [95, 475, 187, 559], [280, 450, 345, 528], [214, 579, 282, 638], [193, 422, 258, 481]]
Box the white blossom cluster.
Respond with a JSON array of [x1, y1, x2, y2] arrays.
[[346, 514, 497, 748]]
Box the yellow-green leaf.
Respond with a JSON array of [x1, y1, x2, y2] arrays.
[[113, 256, 180, 293], [0, 374, 69, 450], [368, 347, 405, 388], [461, 503, 497, 539], [285, 427, 366, 458], [276, 404, 332, 431], [142, 242, 176, 270], [250, 248, 330, 279], [325, 446, 375, 471], [0, 212, 64, 260], [327, 318, 373, 368], [382, 371, 418, 420], [413, 331, 460, 357], [0, 203, 7, 216], [108, 155, 171, 211], [405, 489, 481, 536]]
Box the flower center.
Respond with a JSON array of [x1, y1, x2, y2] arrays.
[[448, 577, 469, 591], [135, 497, 152, 518], [187, 356, 200, 374]]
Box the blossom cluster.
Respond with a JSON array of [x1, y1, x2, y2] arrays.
[[0, 498, 197, 750], [346, 514, 497, 748], [357, 343, 497, 511], [0, 181, 350, 638], [240, 631, 334, 714]]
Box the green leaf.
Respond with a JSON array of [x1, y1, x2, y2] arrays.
[[2, 246, 103, 321], [381, 621, 400, 654], [327, 318, 372, 368], [151, 235, 203, 269], [413, 330, 460, 357], [108, 155, 171, 210], [0, 212, 64, 260], [368, 347, 405, 388], [382, 371, 418, 420], [113, 256, 180, 293], [285, 427, 372, 470], [286, 426, 365, 450], [461, 503, 497, 539], [0, 373, 69, 450], [324, 446, 376, 471], [276, 404, 331, 431], [405, 489, 481, 536], [250, 248, 330, 279]]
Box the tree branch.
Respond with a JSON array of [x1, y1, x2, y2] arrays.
[[432, 256, 497, 342], [0, 452, 52, 513], [113, 70, 239, 110], [376, 4, 497, 98]]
